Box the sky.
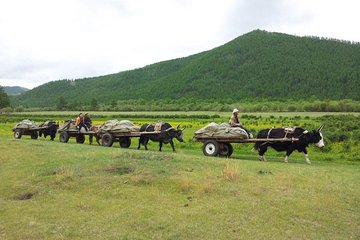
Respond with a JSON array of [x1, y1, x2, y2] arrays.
[[0, 0, 359, 89]]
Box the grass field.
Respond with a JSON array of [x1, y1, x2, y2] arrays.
[[1, 112, 360, 239]]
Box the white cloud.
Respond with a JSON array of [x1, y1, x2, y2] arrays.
[[0, 0, 359, 89]]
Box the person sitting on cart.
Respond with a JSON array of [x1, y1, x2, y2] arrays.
[[229, 108, 252, 138], [75, 113, 87, 131], [84, 113, 92, 130]]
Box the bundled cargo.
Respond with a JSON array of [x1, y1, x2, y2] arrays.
[[97, 120, 139, 134], [58, 120, 79, 132], [13, 119, 39, 130], [194, 122, 249, 139]]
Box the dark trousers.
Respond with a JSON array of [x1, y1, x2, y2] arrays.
[[78, 123, 88, 131], [240, 125, 252, 138]]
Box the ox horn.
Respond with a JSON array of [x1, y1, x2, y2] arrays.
[[176, 124, 186, 131], [317, 125, 324, 132]]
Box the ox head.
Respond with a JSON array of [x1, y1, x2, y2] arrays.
[[175, 125, 186, 142], [303, 125, 325, 148]]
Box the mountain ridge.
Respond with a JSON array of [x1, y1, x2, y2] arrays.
[[14, 30, 360, 107], [3, 86, 29, 95]]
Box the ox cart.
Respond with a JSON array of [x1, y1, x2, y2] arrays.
[[58, 127, 161, 147], [57, 120, 161, 148], [194, 136, 299, 157], [13, 120, 59, 140], [194, 122, 299, 157], [13, 126, 46, 139]]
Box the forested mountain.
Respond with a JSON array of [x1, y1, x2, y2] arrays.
[[14, 30, 360, 107], [4, 86, 29, 95]]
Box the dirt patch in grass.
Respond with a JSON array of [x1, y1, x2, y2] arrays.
[[104, 166, 135, 175], [15, 192, 35, 200]]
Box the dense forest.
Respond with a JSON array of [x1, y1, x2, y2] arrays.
[[13, 30, 360, 109]]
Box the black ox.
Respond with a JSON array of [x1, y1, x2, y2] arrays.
[[254, 125, 325, 164], [39, 121, 59, 141], [138, 123, 184, 152]]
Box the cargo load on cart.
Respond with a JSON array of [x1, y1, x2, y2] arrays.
[[98, 120, 141, 147], [58, 120, 79, 132], [194, 122, 249, 139], [97, 120, 140, 134], [14, 119, 39, 130]]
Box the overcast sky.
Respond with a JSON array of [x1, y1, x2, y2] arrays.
[[0, 0, 359, 89]]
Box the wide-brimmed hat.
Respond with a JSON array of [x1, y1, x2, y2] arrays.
[[232, 108, 239, 114]]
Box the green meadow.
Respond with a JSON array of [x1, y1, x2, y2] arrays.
[[0, 112, 359, 239]]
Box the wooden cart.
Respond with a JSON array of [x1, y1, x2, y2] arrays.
[[100, 131, 161, 148], [13, 126, 47, 139], [194, 136, 299, 157], [58, 129, 96, 144], [58, 127, 161, 148], [13, 121, 59, 140]]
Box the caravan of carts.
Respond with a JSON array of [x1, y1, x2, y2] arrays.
[[12, 118, 300, 158], [56, 119, 162, 148]]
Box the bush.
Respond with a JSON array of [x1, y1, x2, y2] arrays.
[[15, 105, 25, 112], [1, 107, 13, 113]]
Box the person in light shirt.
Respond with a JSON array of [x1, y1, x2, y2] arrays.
[[229, 108, 252, 138]]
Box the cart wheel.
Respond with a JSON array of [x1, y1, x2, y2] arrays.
[[14, 129, 22, 139], [119, 137, 131, 148], [218, 143, 233, 157], [76, 134, 85, 144], [31, 132, 38, 139], [102, 133, 114, 147], [202, 140, 220, 156], [59, 132, 70, 143]]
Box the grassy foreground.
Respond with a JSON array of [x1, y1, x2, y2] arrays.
[[0, 136, 359, 239]]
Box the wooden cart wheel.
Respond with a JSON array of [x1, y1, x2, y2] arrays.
[[202, 140, 220, 156], [30, 132, 38, 139], [59, 132, 70, 143], [102, 133, 114, 147], [119, 137, 131, 148], [218, 143, 233, 157], [14, 129, 22, 139], [76, 134, 85, 144]]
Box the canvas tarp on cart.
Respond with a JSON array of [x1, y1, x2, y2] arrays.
[[194, 122, 249, 139], [13, 119, 39, 130], [97, 120, 140, 134]]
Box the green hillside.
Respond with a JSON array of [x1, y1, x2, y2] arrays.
[[4, 86, 29, 95], [15, 30, 360, 108]]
